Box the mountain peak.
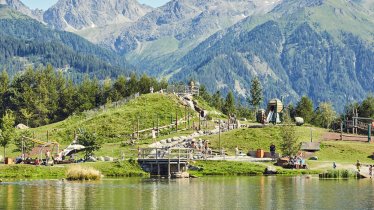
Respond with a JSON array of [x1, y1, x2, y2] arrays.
[[44, 0, 153, 31], [0, 0, 43, 20]]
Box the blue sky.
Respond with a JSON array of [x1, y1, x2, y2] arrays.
[[21, 0, 169, 10]]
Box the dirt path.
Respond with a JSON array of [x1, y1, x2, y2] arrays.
[[323, 132, 370, 142]]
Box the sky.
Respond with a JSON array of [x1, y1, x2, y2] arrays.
[[21, 0, 170, 10]]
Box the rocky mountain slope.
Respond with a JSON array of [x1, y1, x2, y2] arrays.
[[41, 0, 153, 45], [168, 0, 374, 110], [0, 0, 43, 20], [113, 0, 282, 74], [43, 0, 152, 31]]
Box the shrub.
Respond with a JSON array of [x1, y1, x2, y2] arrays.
[[66, 165, 102, 181]]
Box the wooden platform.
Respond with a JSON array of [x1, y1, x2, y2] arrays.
[[138, 148, 191, 178]]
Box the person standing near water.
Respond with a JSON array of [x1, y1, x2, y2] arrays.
[[270, 143, 276, 159], [333, 162, 337, 169], [356, 160, 361, 172], [45, 150, 51, 166]]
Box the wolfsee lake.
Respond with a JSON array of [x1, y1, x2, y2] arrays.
[[1, 176, 374, 209]]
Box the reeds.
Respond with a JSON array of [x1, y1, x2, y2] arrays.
[[66, 165, 102, 181], [319, 169, 358, 179]]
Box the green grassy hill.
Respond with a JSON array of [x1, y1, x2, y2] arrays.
[[30, 93, 197, 143], [204, 126, 374, 163]]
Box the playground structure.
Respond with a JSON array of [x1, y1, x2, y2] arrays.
[[337, 110, 373, 142], [257, 98, 284, 124], [165, 81, 200, 97], [20, 136, 87, 164], [21, 136, 60, 164]]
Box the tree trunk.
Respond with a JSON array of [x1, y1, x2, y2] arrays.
[[3, 146, 5, 164]]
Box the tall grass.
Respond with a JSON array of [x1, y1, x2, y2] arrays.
[[66, 165, 102, 181], [319, 169, 359, 179]]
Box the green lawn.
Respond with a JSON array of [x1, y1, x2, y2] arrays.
[[315, 141, 374, 163], [204, 126, 327, 155], [189, 160, 266, 176], [0, 161, 148, 179]]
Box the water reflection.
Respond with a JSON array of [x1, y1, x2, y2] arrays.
[[1, 177, 374, 209]]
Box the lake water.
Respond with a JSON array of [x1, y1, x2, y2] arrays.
[[1, 176, 374, 209]]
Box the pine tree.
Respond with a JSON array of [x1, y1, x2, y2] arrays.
[[0, 70, 9, 117], [248, 76, 263, 110], [358, 95, 374, 118], [0, 110, 16, 159], [126, 73, 139, 96], [280, 113, 299, 157], [139, 74, 152, 94], [58, 79, 77, 120], [211, 91, 223, 111], [199, 85, 212, 104], [295, 96, 314, 123], [223, 91, 236, 115]]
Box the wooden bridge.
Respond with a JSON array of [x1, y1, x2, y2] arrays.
[[138, 148, 192, 178]]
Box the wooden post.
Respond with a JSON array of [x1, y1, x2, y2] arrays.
[[178, 148, 181, 173], [137, 118, 139, 141], [340, 122, 343, 141], [199, 113, 201, 131], [219, 120, 221, 156], [157, 115, 159, 137], [185, 106, 187, 129], [133, 122, 136, 140], [156, 149, 160, 176], [188, 112, 190, 129], [168, 154, 171, 179], [176, 109, 178, 132], [369, 124, 372, 143]]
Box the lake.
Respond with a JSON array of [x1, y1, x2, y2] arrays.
[[0, 176, 373, 209]]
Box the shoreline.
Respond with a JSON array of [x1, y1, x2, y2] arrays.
[[0, 159, 367, 180], [0, 160, 324, 180]]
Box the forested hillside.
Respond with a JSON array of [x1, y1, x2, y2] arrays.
[[0, 66, 167, 127], [0, 5, 132, 79]]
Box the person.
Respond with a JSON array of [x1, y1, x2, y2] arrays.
[[300, 158, 305, 169], [35, 158, 40, 165], [369, 165, 373, 177], [45, 150, 51, 166], [235, 146, 239, 158], [270, 143, 276, 159], [333, 162, 337, 169], [356, 160, 361, 172], [295, 157, 300, 169]]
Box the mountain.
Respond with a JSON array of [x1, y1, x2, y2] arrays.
[[43, 0, 152, 31], [42, 0, 153, 46], [167, 0, 374, 111], [0, 0, 43, 20], [113, 0, 282, 74], [0, 5, 132, 79]]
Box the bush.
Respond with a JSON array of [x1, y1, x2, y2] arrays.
[[66, 165, 102, 181]]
